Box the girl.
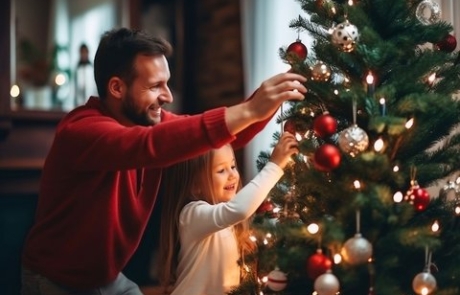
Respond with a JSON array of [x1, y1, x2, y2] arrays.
[[158, 132, 299, 295]]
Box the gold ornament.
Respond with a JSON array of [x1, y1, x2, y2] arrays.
[[311, 61, 332, 82]]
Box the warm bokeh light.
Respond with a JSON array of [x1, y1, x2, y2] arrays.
[[333, 253, 342, 264], [307, 223, 319, 234], [366, 71, 374, 84], [431, 220, 439, 232], [427, 73, 436, 85], [54, 73, 67, 86], [10, 84, 20, 97], [405, 118, 414, 129], [353, 180, 361, 189], [374, 138, 384, 152], [393, 191, 404, 203]]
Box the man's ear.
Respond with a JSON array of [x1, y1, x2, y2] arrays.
[[107, 77, 125, 100]]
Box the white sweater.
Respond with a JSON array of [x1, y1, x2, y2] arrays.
[[171, 162, 284, 295]]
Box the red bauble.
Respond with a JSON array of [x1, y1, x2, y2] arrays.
[[284, 119, 297, 134], [286, 39, 308, 62], [436, 34, 457, 53], [313, 113, 338, 138], [411, 187, 430, 212], [256, 199, 274, 214], [314, 144, 341, 172], [306, 250, 332, 280]]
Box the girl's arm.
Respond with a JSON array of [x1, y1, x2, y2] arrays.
[[180, 162, 283, 240]]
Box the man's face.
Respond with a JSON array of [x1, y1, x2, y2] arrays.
[[122, 55, 173, 126]]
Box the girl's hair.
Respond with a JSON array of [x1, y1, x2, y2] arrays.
[[158, 145, 256, 289]]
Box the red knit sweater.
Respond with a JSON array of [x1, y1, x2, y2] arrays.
[[22, 97, 268, 289]]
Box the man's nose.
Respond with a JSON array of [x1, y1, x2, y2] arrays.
[[160, 88, 174, 104]]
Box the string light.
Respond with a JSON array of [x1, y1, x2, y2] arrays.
[[307, 223, 319, 234], [431, 220, 439, 232], [405, 118, 414, 129], [393, 191, 404, 203], [455, 206, 460, 215], [366, 71, 375, 96], [427, 73, 436, 86], [379, 97, 386, 116], [353, 180, 361, 189], [374, 137, 385, 152], [333, 253, 342, 264], [393, 165, 400, 172]]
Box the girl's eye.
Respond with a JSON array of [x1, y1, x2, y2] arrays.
[[231, 165, 237, 170], [217, 169, 225, 174]]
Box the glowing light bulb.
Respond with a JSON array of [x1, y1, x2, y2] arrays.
[[366, 72, 374, 84], [307, 223, 319, 234], [393, 191, 404, 203], [353, 180, 361, 189], [427, 73, 436, 85], [333, 253, 342, 264], [455, 206, 460, 215], [374, 138, 384, 152], [405, 118, 414, 129], [431, 220, 439, 232], [393, 165, 400, 172], [10, 84, 20, 97]]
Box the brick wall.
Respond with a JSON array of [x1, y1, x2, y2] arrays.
[[190, 0, 245, 111]]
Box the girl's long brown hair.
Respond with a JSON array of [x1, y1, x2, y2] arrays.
[[157, 145, 256, 290]]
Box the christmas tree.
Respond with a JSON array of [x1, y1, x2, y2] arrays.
[[231, 0, 460, 294]]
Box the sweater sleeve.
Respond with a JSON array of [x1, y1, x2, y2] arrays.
[[55, 105, 235, 171], [179, 162, 284, 241]]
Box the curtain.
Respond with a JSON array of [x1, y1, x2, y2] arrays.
[[239, 0, 312, 181]]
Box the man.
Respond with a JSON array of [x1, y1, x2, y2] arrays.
[[20, 27, 307, 295]]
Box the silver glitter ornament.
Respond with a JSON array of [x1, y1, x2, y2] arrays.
[[314, 270, 340, 295], [412, 271, 437, 295], [338, 124, 369, 157], [341, 233, 373, 265], [416, 0, 441, 25], [331, 20, 359, 52]]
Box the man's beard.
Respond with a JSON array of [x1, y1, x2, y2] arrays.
[[122, 92, 158, 126]]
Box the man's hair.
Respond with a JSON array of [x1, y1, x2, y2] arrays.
[[94, 27, 173, 99]]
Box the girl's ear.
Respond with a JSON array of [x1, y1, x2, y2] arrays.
[[107, 77, 125, 100]]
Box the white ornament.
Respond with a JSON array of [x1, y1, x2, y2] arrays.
[[267, 267, 288, 291], [341, 233, 373, 265], [314, 270, 340, 295], [331, 20, 359, 52], [338, 124, 369, 157], [412, 271, 437, 294], [415, 0, 441, 25]]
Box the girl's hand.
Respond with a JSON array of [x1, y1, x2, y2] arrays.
[[269, 132, 299, 169]]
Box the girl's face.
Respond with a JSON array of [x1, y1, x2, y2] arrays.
[[210, 145, 240, 203]]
